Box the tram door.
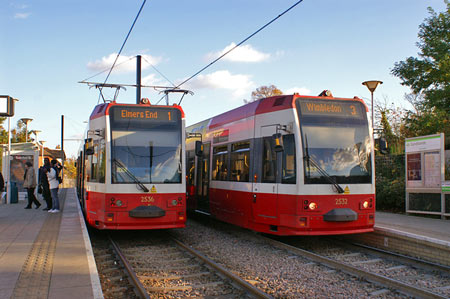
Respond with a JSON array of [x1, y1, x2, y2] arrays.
[[196, 142, 210, 213], [252, 126, 278, 223]]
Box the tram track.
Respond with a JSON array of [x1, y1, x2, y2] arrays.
[[92, 215, 450, 298], [90, 230, 139, 298], [264, 235, 450, 298], [105, 231, 271, 298]]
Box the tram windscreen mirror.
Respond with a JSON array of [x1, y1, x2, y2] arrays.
[[195, 141, 203, 157], [379, 137, 388, 154]]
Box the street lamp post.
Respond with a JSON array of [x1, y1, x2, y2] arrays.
[[32, 130, 41, 142], [32, 130, 42, 166], [40, 140, 46, 165], [20, 118, 33, 142], [362, 80, 383, 134]]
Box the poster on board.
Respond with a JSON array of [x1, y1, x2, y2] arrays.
[[10, 155, 34, 192], [406, 153, 422, 188], [424, 151, 440, 188]]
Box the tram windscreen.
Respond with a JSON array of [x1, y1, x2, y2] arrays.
[[297, 99, 372, 184], [109, 106, 182, 184]]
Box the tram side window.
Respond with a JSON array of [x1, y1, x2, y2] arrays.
[[89, 144, 98, 182], [230, 141, 250, 182], [212, 145, 228, 181], [262, 137, 276, 183], [282, 134, 296, 184], [91, 144, 98, 182], [97, 141, 106, 183], [85, 152, 92, 182], [186, 150, 195, 186]]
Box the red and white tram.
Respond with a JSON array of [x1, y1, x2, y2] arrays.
[[77, 100, 186, 230], [186, 92, 375, 235]]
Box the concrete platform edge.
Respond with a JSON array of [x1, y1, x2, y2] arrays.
[[376, 225, 450, 248], [75, 189, 103, 299]]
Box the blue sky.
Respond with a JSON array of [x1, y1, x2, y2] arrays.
[[1, 0, 447, 158]]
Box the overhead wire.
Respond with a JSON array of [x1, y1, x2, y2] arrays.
[[175, 0, 305, 90], [142, 56, 176, 87], [102, 0, 147, 87], [80, 56, 135, 83]]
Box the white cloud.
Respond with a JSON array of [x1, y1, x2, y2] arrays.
[[206, 43, 270, 63], [11, 3, 29, 9], [14, 12, 30, 19], [284, 87, 311, 95], [86, 53, 162, 74], [182, 70, 254, 99]]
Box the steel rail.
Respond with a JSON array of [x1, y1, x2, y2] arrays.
[[108, 235, 150, 299], [171, 237, 273, 299], [262, 236, 446, 299], [339, 239, 450, 274]]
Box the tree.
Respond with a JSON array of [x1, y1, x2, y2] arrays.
[[63, 158, 77, 180], [375, 98, 406, 154], [391, 1, 450, 113], [250, 85, 283, 102], [11, 120, 27, 143]]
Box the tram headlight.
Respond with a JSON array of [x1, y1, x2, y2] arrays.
[[360, 200, 371, 210], [172, 199, 178, 206], [308, 202, 318, 210], [110, 197, 126, 207]]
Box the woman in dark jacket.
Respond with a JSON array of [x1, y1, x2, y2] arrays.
[[38, 158, 52, 210]]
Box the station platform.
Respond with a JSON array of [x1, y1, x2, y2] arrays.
[[0, 188, 102, 299], [376, 211, 450, 244], [345, 211, 450, 266]]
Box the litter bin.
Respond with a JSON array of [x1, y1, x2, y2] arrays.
[[10, 182, 18, 204]]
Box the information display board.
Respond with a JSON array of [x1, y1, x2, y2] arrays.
[[405, 133, 448, 219]]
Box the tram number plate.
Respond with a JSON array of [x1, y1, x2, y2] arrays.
[[141, 196, 155, 205], [335, 198, 348, 205]]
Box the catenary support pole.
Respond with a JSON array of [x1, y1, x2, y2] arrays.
[[136, 55, 141, 104]]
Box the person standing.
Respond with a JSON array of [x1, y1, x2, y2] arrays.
[[47, 159, 61, 213], [23, 162, 41, 209], [0, 171, 4, 193], [38, 158, 52, 211]]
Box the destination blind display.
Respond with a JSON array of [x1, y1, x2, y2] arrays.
[[298, 99, 365, 119], [110, 106, 180, 129], [111, 106, 178, 122]]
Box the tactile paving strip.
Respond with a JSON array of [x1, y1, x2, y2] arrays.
[[11, 189, 67, 299]]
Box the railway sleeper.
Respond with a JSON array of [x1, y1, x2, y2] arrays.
[[134, 264, 202, 272], [131, 257, 193, 264], [139, 271, 211, 281], [147, 281, 224, 292]]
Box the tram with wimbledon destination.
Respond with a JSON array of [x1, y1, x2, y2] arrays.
[[76, 96, 186, 230], [186, 91, 378, 235]]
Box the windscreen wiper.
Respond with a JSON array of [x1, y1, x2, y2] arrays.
[[303, 134, 344, 194], [113, 158, 149, 192]]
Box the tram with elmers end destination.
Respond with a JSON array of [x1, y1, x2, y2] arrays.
[[77, 99, 186, 230], [186, 91, 375, 235]]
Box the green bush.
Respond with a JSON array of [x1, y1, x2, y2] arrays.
[[375, 155, 405, 212]]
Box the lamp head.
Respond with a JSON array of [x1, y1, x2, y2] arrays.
[[362, 80, 383, 93]]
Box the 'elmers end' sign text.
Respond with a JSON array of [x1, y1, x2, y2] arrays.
[[121, 109, 159, 120]]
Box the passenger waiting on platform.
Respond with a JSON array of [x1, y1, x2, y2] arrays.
[[23, 162, 41, 209], [0, 171, 4, 192], [47, 159, 60, 213], [38, 158, 52, 211]]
